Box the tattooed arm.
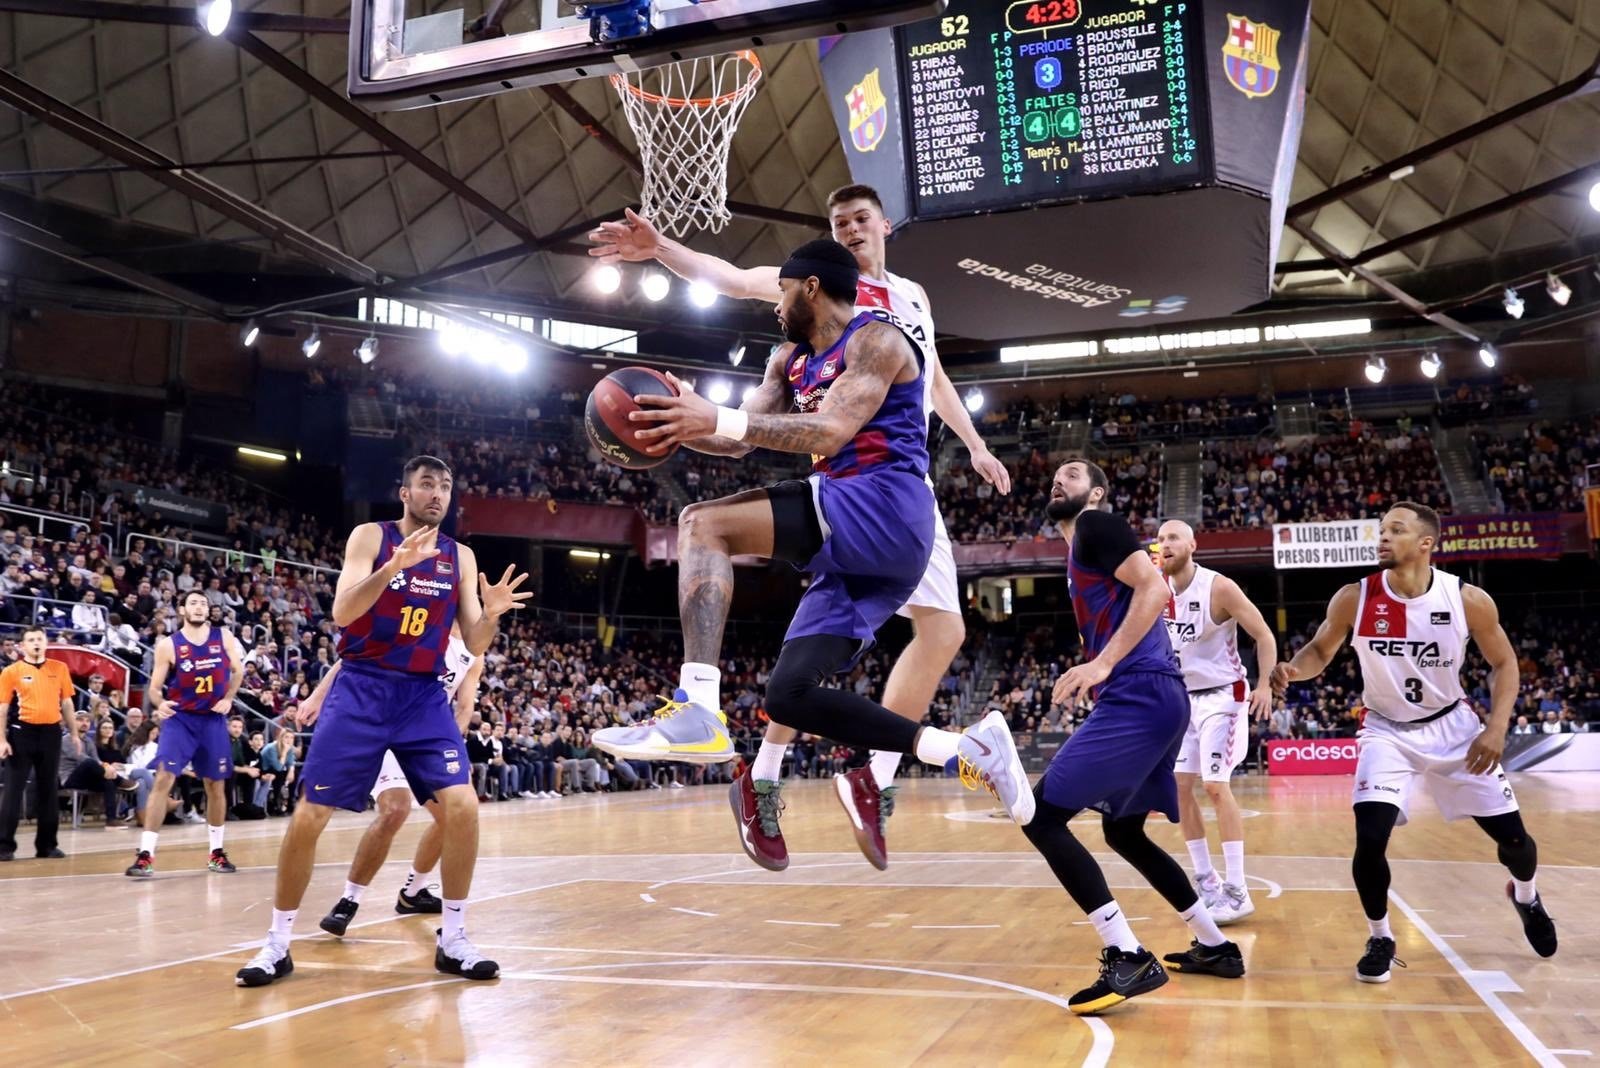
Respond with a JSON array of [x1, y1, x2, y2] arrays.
[[680, 348, 795, 458], [631, 321, 915, 457]]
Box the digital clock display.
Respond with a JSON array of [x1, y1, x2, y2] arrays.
[[901, 0, 1209, 219]]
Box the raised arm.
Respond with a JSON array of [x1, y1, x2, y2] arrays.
[[455, 544, 531, 656], [589, 208, 781, 302], [681, 349, 795, 458], [915, 283, 1009, 494], [1462, 583, 1518, 774], [332, 522, 435, 628], [1271, 583, 1358, 694], [1213, 574, 1279, 719]]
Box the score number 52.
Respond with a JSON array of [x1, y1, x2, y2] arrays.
[[941, 13, 970, 36]]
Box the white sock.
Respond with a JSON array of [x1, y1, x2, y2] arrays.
[[1180, 900, 1226, 947], [1089, 900, 1140, 953], [868, 749, 901, 790], [140, 830, 158, 856], [1186, 839, 1215, 880], [1512, 876, 1537, 905], [343, 880, 367, 904], [1222, 840, 1245, 886], [402, 866, 426, 894], [750, 739, 787, 782], [208, 825, 225, 852], [1368, 915, 1393, 939], [269, 908, 297, 942], [442, 899, 466, 940], [913, 727, 962, 767], [679, 662, 721, 718]]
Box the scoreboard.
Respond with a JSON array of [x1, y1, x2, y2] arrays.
[[902, 0, 1208, 219]]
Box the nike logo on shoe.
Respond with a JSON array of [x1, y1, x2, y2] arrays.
[[970, 736, 993, 757]]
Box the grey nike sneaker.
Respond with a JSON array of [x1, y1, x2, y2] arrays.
[[591, 690, 733, 765], [957, 710, 1035, 826]]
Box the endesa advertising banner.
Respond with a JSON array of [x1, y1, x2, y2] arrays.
[[1267, 738, 1359, 775]]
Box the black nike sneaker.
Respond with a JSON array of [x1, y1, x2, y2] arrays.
[[208, 848, 236, 873], [235, 941, 294, 987], [1506, 880, 1557, 958], [1356, 936, 1405, 983], [1161, 939, 1246, 978], [124, 850, 154, 878], [396, 886, 443, 914], [319, 896, 360, 937], [1068, 947, 1168, 1015]]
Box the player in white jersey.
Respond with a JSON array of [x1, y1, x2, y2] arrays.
[[590, 184, 1009, 869], [298, 625, 485, 936], [1155, 520, 1277, 925], [1273, 502, 1556, 983]]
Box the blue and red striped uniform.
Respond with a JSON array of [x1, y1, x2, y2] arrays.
[[153, 626, 233, 779], [302, 521, 470, 811], [337, 521, 460, 676], [1042, 510, 1187, 821], [168, 626, 229, 711]]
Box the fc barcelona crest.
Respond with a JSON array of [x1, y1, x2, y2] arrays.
[[845, 69, 888, 153], [1222, 14, 1281, 99]]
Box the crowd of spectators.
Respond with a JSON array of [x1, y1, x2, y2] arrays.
[[1437, 374, 1540, 427], [937, 445, 1164, 542], [1473, 415, 1599, 514]]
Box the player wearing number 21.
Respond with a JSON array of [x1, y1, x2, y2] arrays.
[[235, 455, 531, 988], [1272, 502, 1556, 985]]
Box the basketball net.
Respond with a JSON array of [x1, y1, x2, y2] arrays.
[[610, 50, 762, 237]]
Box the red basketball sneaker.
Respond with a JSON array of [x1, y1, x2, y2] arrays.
[[834, 767, 892, 871], [729, 770, 787, 872]]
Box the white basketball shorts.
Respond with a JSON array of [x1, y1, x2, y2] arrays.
[[369, 749, 417, 804], [1353, 703, 1520, 825], [898, 505, 959, 617], [1173, 686, 1249, 782]]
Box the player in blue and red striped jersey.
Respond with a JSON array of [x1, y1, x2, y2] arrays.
[[235, 455, 530, 988], [125, 589, 246, 878], [1016, 459, 1245, 1016]]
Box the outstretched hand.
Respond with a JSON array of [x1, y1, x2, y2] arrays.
[[628, 371, 718, 452], [479, 565, 534, 619], [588, 207, 663, 265], [391, 526, 440, 571]]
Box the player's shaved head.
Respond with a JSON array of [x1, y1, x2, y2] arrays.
[[1155, 519, 1196, 576], [1158, 519, 1195, 542]]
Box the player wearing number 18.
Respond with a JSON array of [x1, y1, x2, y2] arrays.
[[1272, 502, 1557, 985], [234, 455, 532, 989]]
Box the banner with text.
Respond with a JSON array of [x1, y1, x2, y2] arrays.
[[1266, 738, 1359, 775], [102, 479, 229, 529], [1435, 512, 1564, 562], [1271, 520, 1380, 570]]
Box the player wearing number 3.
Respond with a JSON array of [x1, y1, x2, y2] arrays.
[[235, 456, 531, 988], [1272, 502, 1556, 985]]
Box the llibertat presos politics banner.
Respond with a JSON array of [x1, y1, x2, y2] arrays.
[[1266, 738, 1359, 775], [1271, 520, 1381, 569]]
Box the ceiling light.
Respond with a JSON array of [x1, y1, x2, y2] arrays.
[[1589, 179, 1600, 213], [356, 336, 378, 365], [591, 264, 622, 295], [198, 0, 231, 36], [688, 280, 718, 308], [640, 272, 670, 302], [706, 379, 733, 405], [1363, 356, 1387, 384], [1502, 287, 1524, 319], [963, 387, 984, 413], [239, 320, 260, 348], [1478, 344, 1499, 369], [498, 342, 529, 374], [237, 445, 286, 462], [301, 330, 321, 359], [568, 549, 610, 561], [1419, 351, 1442, 379], [729, 338, 747, 366], [438, 324, 467, 357], [1545, 272, 1571, 307]]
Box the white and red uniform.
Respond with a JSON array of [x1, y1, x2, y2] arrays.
[[1350, 568, 1518, 824], [1165, 565, 1250, 782], [371, 636, 476, 799], [856, 271, 958, 617]]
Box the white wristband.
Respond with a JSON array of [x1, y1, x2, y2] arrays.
[[715, 405, 749, 442]]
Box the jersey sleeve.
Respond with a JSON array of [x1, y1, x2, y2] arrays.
[[55, 663, 75, 704], [0, 666, 14, 705], [1074, 510, 1145, 573]]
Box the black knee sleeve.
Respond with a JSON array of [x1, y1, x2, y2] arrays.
[[1474, 811, 1538, 881], [1352, 801, 1399, 920]]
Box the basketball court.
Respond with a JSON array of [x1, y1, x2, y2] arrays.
[[3, 771, 1596, 1066]]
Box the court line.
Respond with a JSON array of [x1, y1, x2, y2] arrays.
[[231, 979, 462, 1031], [766, 919, 841, 928], [1389, 889, 1564, 1068], [1549, 1051, 1592, 1058], [671, 907, 716, 918], [913, 924, 1001, 930]]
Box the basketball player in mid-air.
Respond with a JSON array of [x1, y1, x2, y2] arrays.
[[590, 185, 1010, 870], [592, 239, 1033, 831], [1272, 502, 1556, 982], [234, 456, 530, 987], [299, 622, 485, 935], [1156, 519, 1278, 923], [1018, 461, 1243, 1015], [125, 589, 246, 878]]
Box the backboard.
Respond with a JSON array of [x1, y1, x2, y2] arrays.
[[348, 0, 948, 110]]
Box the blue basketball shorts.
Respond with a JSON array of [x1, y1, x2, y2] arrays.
[[154, 711, 232, 781], [1039, 670, 1189, 821]]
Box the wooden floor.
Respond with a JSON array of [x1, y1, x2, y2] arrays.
[[4, 772, 1598, 1067]]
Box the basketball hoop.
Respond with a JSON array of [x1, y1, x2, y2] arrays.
[[610, 50, 762, 237]]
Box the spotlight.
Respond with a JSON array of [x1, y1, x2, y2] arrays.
[[640, 272, 670, 302], [239, 320, 260, 348], [1502, 287, 1524, 319], [301, 329, 321, 359], [1545, 272, 1571, 307], [497, 342, 529, 374], [728, 337, 746, 367], [198, 0, 231, 36], [1590, 179, 1600, 213], [688, 280, 718, 309], [1419, 351, 1442, 379], [1478, 344, 1499, 369], [707, 380, 733, 405], [591, 264, 622, 295], [1363, 356, 1387, 384], [356, 336, 378, 365], [963, 387, 984, 413], [438, 324, 467, 357]]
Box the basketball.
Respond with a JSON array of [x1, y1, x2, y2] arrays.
[[586, 366, 679, 470]]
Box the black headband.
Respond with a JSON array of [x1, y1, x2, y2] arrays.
[[779, 255, 858, 295]]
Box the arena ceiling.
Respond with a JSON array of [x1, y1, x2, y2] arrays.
[[0, 0, 1598, 366]]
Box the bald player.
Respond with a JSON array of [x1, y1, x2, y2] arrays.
[[1155, 520, 1278, 924]]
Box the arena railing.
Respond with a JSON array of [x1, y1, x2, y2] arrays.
[[0, 501, 110, 551], [124, 532, 341, 578]]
